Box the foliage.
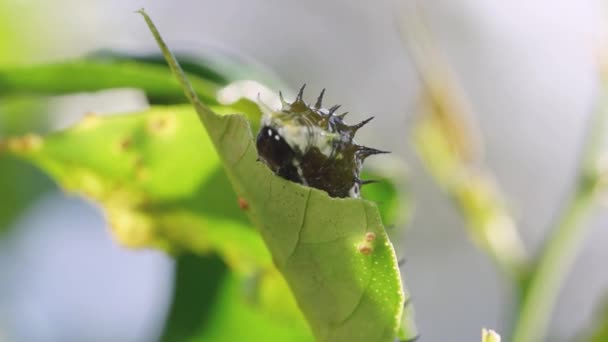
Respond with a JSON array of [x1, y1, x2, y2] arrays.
[[0, 10, 416, 342], [2, 4, 608, 342]]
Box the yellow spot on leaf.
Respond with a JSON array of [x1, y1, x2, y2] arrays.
[[5, 134, 42, 153], [106, 206, 157, 248], [147, 113, 177, 136]]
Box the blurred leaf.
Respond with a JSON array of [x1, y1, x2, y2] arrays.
[[90, 51, 230, 86], [198, 270, 313, 342], [140, 11, 413, 341], [0, 103, 314, 340], [0, 59, 221, 105], [0, 96, 54, 233], [0, 55, 266, 134], [360, 178, 401, 226], [161, 253, 228, 342], [1, 101, 408, 341], [0, 96, 49, 136], [3, 105, 270, 273], [0, 154, 53, 232], [0, 16, 412, 340], [0, 1, 58, 233], [0, 2, 43, 65], [90, 48, 287, 91], [163, 253, 313, 342], [361, 159, 410, 228]]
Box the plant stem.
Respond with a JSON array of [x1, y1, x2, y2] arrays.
[[398, 9, 529, 282], [511, 71, 608, 342]]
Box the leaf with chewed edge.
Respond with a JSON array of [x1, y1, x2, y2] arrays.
[[138, 9, 415, 342]]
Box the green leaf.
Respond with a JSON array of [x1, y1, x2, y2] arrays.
[[0, 154, 53, 232], [163, 253, 313, 342], [138, 10, 414, 341], [0, 59, 221, 105], [361, 161, 410, 229], [0, 1, 57, 232], [1, 103, 410, 341], [0, 96, 53, 233], [90, 51, 230, 87], [161, 253, 228, 342], [0, 2, 43, 65], [3, 105, 270, 273], [0, 55, 265, 134]]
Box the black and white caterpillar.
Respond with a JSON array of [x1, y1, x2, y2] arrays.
[[255, 85, 387, 198], [256, 86, 418, 341]]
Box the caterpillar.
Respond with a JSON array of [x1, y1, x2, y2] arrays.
[[255, 85, 387, 198], [256, 86, 418, 341]]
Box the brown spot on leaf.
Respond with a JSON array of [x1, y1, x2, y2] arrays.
[[365, 232, 376, 242], [358, 243, 373, 255], [238, 197, 249, 211], [152, 117, 167, 130], [6, 134, 42, 152], [119, 137, 132, 150], [148, 114, 176, 136]]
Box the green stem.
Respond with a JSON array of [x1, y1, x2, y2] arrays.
[[511, 73, 608, 342], [511, 186, 597, 342]]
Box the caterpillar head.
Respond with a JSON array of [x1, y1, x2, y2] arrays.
[[256, 85, 387, 198]]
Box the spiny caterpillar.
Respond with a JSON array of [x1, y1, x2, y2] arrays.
[[256, 85, 387, 198]]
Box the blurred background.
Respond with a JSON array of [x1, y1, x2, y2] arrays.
[[1, 0, 607, 341]]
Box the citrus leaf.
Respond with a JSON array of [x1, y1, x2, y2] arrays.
[[0, 83, 409, 342], [0, 154, 53, 232], [138, 10, 414, 342], [162, 253, 314, 342], [0, 96, 53, 233], [160, 253, 228, 342], [2, 105, 270, 274], [0, 55, 267, 134], [360, 160, 410, 229], [0, 1, 57, 233], [0, 103, 313, 340], [0, 59, 221, 104], [89, 51, 230, 86]]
